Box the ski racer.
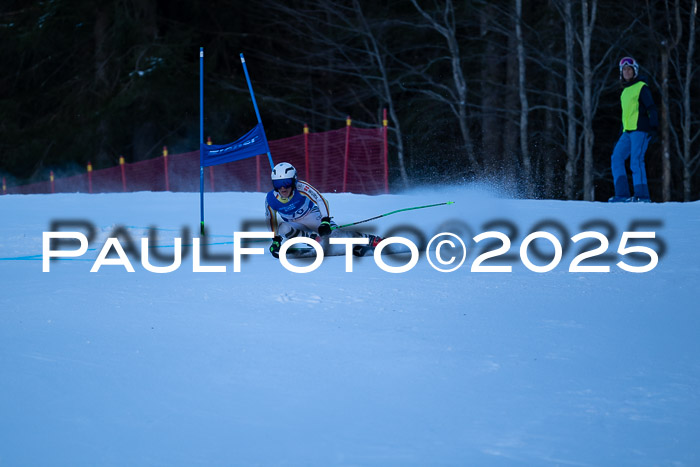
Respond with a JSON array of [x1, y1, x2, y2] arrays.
[[265, 162, 381, 258]]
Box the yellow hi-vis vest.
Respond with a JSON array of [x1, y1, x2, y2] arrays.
[[621, 81, 646, 131]]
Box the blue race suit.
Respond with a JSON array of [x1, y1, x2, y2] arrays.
[[265, 180, 331, 239]]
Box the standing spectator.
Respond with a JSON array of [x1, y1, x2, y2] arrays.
[[608, 57, 658, 203]]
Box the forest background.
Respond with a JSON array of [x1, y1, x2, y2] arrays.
[[1, 0, 698, 201]]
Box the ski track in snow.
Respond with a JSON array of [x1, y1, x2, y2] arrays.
[[0, 189, 699, 466]]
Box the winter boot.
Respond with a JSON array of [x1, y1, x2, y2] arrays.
[[624, 196, 651, 203]]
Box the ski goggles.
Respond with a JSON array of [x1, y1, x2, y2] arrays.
[[619, 57, 637, 69], [620, 57, 635, 66], [272, 178, 295, 189]]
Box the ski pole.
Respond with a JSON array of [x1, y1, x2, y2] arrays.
[[332, 201, 454, 230]]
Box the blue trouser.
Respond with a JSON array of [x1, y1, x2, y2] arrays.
[[610, 131, 651, 198]]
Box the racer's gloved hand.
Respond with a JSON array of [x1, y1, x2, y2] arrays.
[[270, 235, 282, 258], [318, 217, 332, 237]]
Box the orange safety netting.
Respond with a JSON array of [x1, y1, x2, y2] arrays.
[[6, 125, 388, 195]]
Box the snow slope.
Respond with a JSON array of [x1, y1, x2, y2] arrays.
[[1, 188, 699, 466]]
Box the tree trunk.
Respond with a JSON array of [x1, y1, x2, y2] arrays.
[[655, 0, 683, 202], [682, 0, 696, 201], [94, 5, 112, 168], [563, 0, 577, 200], [660, 47, 672, 201], [581, 0, 597, 201], [480, 4, 503, 173], [446, 24, 476, 170], [388, 106, 409, 187], [132, 0, 159, 162], [503, 30, 519, 181], [543, 13, 558, 198], [410, 0, 477, 171], [515, 0, 530, 195], [351, 0, 409, 186]]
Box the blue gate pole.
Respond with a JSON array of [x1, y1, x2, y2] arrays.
[[199, 47, 205, 235], [240, 53, 274, 170]]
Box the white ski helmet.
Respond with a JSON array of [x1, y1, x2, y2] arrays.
[[271, 162, 297, 189], [619, 56, 639, 79]]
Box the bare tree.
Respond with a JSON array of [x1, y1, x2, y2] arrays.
[[504, 28, 520, 181], [350, 0, 410, 186], [541, 12, 561, 198], [94, 4, 113, 168], [647, 0, 699, 201], [563, 0, 579, 199], [678, 0, 698, 200], [647, 0, 683, 201], [580, 0, 597, 201], [479, 4, 504, 173], [408, 0, 478, 170], [531, 0, 580, 199], [515, 0, 531, 192], [548, 0, 636, 200], [477, 1, 567, 196], [472, 1, 519, 181], [252, 0, 410, 185]]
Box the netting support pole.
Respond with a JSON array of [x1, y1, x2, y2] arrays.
[[383, 108, 389, 194], [119, 156, 126, 192], [87, 162, 93, 194], [343, 116, 351, 192], [206, 137, 214, 193], [163, 146, 170, 191]]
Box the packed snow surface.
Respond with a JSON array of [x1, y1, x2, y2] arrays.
[[1, 187, 699, 466]]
